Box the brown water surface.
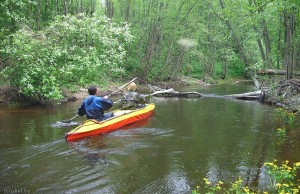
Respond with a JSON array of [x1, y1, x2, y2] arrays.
[[0, 83, 299, 193]]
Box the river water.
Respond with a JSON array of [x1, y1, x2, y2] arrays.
[[0, 83, 299, 193]]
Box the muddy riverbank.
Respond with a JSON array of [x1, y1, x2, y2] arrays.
[[0, 80, 197, 105], [1, 79, 299, 112]]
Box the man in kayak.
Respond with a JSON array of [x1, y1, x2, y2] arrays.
[[78, 86, 114, 121], [118, 82, 146, 110]]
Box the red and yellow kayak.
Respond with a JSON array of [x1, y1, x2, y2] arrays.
[[65, 103, 155, 141]]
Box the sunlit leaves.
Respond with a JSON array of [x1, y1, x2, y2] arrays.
[[1, 14, 132, 101]]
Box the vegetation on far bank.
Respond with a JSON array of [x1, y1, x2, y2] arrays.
[[1, 0, 300, 104]]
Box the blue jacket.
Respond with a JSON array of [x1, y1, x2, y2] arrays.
[[78, 95, 113, 121]]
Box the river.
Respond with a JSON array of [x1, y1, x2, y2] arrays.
[[0, 83, 299, 193]]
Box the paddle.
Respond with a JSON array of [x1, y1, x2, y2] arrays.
[[60, 115, 79, 123], [60, 77, 137, 123], [106, 77, 137, 97]]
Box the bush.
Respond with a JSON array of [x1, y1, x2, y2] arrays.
[[192, 161, 300, 193], [1, 14, 133, 101]]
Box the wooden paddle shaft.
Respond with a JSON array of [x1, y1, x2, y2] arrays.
[[107, 77, 137, 97]]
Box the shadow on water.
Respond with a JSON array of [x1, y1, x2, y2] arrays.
[[66, 117, 153, 168], [67, 135, 109, 168]]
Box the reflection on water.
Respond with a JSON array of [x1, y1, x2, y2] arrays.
[[51, 121, 81, 127], [0, 84, 299, 193]]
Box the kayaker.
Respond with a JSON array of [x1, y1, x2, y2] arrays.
[[118, 82, 146, 110], [78, 86, 114, 121]]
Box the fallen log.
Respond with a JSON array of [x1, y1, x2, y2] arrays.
[[151, 89, 177, 96], [152, 90, 202, 98], [145, 86, 202, 98], [224, 90, 262, 100], [225, 90, 262, 97], [257, 69, 300, 76], [178, 91, 202, 98]]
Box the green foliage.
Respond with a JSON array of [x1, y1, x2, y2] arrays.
[[0, 0, 28, 55], [0, 0, 28, 31], [203, 178, 223, 193], [275, 127, 287, 146], [192, 161, 300, 193], [274, 107, 296, 146], [2, 0, 300, 84], [276, 128, 286, 138], [1, 14, 132, 100], [1, 0, 300, 98], [228, 62, 246, 77], [275, 108, 296, 126], [264, 160, 300, 193]]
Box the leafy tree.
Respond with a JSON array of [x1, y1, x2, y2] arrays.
[[105, 0, 300, 81], [1, 14, 132, 101], [1, 0, 300, 95]]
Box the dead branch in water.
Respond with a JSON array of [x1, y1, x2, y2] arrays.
[[225, 90, 262, 100], [147, 85, 202, 98], [277, 79, 300, 95], [257, 69, 300, 76]]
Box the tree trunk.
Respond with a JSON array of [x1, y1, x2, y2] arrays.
[[29, 2, 33, 28], [62, 0, 66, 15], [36, 0, 41, 31], [295, 47, 300, 71], [222, 46, 228, 78], [141, 21, 159, 78], [218, 0, 250, 68], [44, 0, 49, 24], [283, 8, 296, 80], [105, 0, 114, 19], [170, 51, 184, 79], [125, 0, 131, 22], [81, 0, 83, 13], [91, 0, 96, 15], [257, 36, 266, 66], [276, 14, 282, 69], [56, 0, 60, 15], [160, 0, 198, 80], [205, 6, 214, 77], [65, 0, 69, 15], [248, 0, 272, 68], [257, 69, 300, 76], [160, 1, 186, 78], [248, 0, 266, 67], [261, 18, 272, 68]]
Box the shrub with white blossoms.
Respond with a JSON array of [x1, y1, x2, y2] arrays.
[[1, 14, 133, 100]]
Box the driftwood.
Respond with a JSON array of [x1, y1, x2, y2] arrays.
[[151, 89, 176, 95], [225, 90, 262, 100], [277, 79, 300, 95], [257, 69, 300, 76], [152, 90, 202, 98], [147, 85, 202, 98], [178, 92, 202, 98], [224, 80, 300, 104]]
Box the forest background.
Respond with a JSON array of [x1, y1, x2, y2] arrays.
[[0, 0, 299, 102]]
